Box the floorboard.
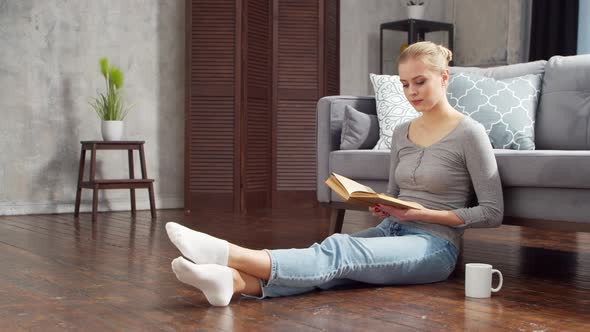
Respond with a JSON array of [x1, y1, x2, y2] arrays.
[[1, 209, 589, 331]]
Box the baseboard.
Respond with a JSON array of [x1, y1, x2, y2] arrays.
[[0, 195, 183, 216]]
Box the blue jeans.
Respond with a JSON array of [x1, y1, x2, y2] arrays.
[[252, 218, 459, 299]]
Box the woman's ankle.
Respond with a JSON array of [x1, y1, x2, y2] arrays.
[[232, 268, 246, 293], [232, 268, 262, 297], [227, 243, 242, 269], [227, 245, 272, 280]]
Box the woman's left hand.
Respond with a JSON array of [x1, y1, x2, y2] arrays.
[[375, 203, 427, 222]]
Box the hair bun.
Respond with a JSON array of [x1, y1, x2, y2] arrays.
[[398, 41, 452, 71], [438, 45, 453, 63]]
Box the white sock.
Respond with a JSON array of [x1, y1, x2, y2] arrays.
[[171, 257, 234, 307], [165, 222, 229, 266]]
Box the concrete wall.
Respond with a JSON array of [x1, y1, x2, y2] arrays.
[[0, 1, 185, 215], [579, 0, 590, 55], [453, 0, 530, 66], [340, 0, 449, 95], [340, 0, 531, 95]]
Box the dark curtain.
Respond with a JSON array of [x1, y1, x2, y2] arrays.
[[529, 0, 579, 61]]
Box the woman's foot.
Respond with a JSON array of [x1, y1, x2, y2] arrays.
[[171, 257, 234, 307], [165, 222, 229, 265]]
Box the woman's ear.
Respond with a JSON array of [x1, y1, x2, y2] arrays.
[[441, 69, 449, 87]]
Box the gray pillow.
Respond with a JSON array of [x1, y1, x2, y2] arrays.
[[447, 73, 542, 150], [340, 105, 380, 150], [450, 60, 546, 80]]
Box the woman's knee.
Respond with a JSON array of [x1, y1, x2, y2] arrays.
[[315, 234, 354, 267], [320, 233, 350, 249], [413, 252, 457, 283]]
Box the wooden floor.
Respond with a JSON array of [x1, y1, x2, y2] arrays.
[[1, 208, 589, 331]]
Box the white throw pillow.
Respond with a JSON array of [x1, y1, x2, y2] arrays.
[[370, 73, 420, 150]]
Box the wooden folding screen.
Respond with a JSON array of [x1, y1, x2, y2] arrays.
[[185, 0, 240, 213], [185, 0, 339, 214], [242, 0, 273, 211]]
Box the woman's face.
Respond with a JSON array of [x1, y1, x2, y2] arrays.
[[398, 58, 448, 113]]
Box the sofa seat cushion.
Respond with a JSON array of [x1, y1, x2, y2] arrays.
[[330, 150, 391, 180], [330, 149, 590, 190], [495, 150, 590, 189]]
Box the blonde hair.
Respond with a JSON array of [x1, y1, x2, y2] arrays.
[[398, 41, 453, 72]]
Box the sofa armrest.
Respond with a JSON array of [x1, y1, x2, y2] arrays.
[[316, 96, 377, 202]]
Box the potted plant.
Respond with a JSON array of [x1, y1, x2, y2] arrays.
[[405, 1, 425, 20], [89, 57, 133, 141]]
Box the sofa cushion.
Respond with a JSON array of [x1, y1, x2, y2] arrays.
[[340, 105, 380, 150], [450, 60, 547, 79], [330, 150, 391, 180], [494, 150, 590, 189], [369, 73, 420, 150], [447, 73, 542, 150], [330, 149, 590, 190], [535, 54, 590, 150]]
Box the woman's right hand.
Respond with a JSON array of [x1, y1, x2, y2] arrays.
[[369, 205, 390, 219]]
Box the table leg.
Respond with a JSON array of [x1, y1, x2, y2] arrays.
[[140, 144, 156, 218], [92, 185, 98, 222], [74, 147, 86, 217], [90, 144, 98, 221], [408, 20, 416, 44], [148, 182, 156, 218], [379, 27, 383, 74], [329, 208, 345, 234], [139, 144, 147, 179], [128, 149, 136, 216], [89, 144, 97, 182]]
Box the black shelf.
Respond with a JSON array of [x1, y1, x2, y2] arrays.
[[380, 19, 454, 74]]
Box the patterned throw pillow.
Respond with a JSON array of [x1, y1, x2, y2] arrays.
[[369, 73, 420, 150], [447, 73, 542, 150]]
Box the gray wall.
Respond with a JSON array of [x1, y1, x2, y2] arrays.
[[0, 1, 185, 215], [453, 0, 530, 66], [341, 0, 531, 95], [340, 0, 449, 95], [579, 0, 590, 54]]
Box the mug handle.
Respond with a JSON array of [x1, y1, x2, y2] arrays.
[[491, 269, 503, 292]]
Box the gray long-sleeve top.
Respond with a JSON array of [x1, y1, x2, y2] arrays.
[[386, 117, 504, 249]]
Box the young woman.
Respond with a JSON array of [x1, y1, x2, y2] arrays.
[[166, 41, 504, 306]]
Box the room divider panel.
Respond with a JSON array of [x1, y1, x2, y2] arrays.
[[185, 0, 339, 214]]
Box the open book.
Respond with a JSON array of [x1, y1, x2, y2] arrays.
[[325, 173, 422, 210]]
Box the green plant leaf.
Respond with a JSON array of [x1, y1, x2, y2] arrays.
[[109, 67, 124, 90], [99, 58, 109, 78], [89, 57, 133, 121]]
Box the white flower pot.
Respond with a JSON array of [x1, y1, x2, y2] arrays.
[[407, 5, 425, 19], [101, 120, 124, 141]]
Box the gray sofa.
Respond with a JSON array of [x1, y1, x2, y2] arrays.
[[317, 54, 590, 233]]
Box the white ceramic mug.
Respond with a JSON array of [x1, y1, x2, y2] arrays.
[[465, 263, 503, 298]]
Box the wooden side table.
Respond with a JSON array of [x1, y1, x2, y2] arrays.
[[74, 141, 156, 222]]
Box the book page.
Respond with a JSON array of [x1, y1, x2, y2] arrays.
[[332, 173, 376, 194], [325, 176, 351, 200]]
